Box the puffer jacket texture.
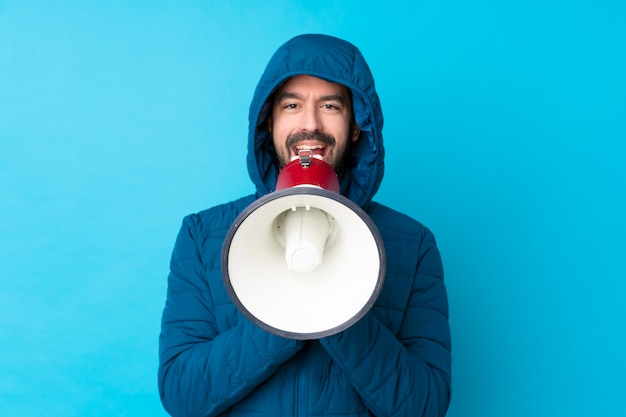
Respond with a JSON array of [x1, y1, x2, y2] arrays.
[[159, 34, 451, 417]]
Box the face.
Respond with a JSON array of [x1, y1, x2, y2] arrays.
[[268, 75, 360, 175]]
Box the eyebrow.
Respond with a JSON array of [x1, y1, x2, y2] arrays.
[[276, 91, 347, 105]]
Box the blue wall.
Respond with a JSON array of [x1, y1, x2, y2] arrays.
[[1, 1, 624, 416]]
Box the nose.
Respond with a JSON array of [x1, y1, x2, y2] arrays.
[[299, 106, 322, 132]]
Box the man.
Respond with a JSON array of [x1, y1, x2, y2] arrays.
[[159, 34, 452, 417]]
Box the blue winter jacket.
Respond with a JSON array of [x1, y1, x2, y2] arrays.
[[159, 34, 451, 417]]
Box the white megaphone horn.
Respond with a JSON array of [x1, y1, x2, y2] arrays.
[[221, 151, 386, 340]]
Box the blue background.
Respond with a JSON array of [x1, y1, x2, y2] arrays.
[[1, 1, 624, 416]]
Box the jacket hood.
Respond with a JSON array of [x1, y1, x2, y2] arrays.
[[247, 34, 384, 208]]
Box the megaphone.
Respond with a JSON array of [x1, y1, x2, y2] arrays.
[[222, 151, 386, 340]]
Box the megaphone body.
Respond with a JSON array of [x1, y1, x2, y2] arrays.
[[222, 154, 386, 340]]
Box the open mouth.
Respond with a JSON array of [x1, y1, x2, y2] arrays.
[[291, 144, 327, 160]]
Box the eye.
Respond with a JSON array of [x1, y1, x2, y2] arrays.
[[322, 103, 341, 111]]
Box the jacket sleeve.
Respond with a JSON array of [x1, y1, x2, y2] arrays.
[[319, 227, 451, 417], [158, 215, 305, 417]]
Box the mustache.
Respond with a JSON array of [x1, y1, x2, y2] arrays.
[[286, 131, 335, 148]]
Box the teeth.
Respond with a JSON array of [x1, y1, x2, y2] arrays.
[[290, 154, 323, 162], [292, 145, 325, 162], [296, 145, 324, 150]]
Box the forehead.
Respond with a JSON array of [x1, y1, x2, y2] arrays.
[[275, 74, 351, 100]]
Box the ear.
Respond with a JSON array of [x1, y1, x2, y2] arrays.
[[267, 114, 273, 133], [351, 124, 360, 142]]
